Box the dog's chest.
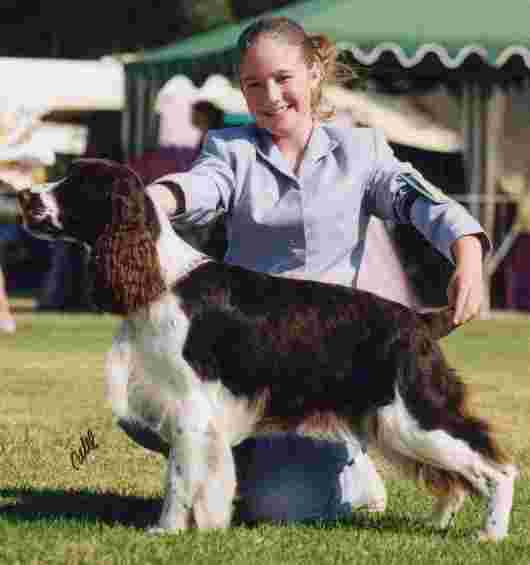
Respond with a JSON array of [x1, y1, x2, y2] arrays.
[[127, 293, 196, 392], [107, 292, 262, 445]]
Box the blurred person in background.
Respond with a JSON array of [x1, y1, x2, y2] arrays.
[[0, 162, 46, 332]]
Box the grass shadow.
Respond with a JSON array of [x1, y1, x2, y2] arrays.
[[0, 487, 474, 540], [233, 502, 471, 540], [307, 510, 474, 541], [0, 487, 161, 529]]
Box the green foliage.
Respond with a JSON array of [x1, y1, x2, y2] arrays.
[[0, 301, 529, 564], [0, 0, 298, 58], [180, 0, 235, 33], [231, 0, 294, 19]]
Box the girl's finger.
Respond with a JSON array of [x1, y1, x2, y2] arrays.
[[453, 283, 471, 325]]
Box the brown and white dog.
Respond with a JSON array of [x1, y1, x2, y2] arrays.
[[17, 159, 517, 540]]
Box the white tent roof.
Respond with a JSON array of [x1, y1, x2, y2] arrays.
[[0, 57, 124, 112], [323, 85, 462, 153], [155, 74, 463, 153]]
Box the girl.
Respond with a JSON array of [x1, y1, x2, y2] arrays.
[[144, 17, 488, 523]]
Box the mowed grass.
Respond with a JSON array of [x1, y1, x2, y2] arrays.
[[0, 298, 529, 564]]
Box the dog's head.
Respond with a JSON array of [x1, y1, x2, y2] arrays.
[[17, 159, 147, 246], [17, 158, 165, 315]]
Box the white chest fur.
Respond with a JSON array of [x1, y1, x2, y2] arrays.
[[105, 293, 261, 447]]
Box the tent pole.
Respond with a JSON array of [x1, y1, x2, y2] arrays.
[[462, 83, 483, 221], [483, 86, 506, 275], [461, 83, 506, 318]]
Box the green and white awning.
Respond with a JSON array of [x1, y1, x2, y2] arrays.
[[125, 0, 530, 84]]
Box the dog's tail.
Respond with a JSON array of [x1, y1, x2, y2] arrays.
[[418, 307, 457, 340]]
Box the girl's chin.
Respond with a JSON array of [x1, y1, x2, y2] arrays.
[[257, 113, 297, 134]]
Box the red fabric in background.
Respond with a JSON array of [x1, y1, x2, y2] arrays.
[[127, 145, 200, 184], [505, 233, 530, 311]]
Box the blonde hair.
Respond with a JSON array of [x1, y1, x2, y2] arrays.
[[237, 17, 353, 121]]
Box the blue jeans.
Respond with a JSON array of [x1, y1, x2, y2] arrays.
[[233, 433, 356, 523]]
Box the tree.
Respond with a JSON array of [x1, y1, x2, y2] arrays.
[[231, 0, 293, 19], [177, 0, 234, 34], [0, 0, 296, 59]]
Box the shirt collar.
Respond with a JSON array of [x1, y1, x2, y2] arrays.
[[253, 123, 338, 179], [304, 123, 339, 163]]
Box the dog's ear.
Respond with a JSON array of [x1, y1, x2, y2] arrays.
[[91, 164, 166, 315], [57, 159, 124, 209]]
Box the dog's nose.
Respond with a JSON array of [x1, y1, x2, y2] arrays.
[[16, 189, 31, 219]]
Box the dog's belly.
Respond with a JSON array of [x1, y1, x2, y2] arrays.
[[123, 372, 265, 448]]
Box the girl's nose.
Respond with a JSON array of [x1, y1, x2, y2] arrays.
[[264, 80, 281, 103]]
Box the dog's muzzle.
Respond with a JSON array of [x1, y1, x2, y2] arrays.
[[17, 187, 64, 239]]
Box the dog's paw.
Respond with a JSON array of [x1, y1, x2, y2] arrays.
[[146, 524, 185, 535], [146, 526, 170, 535], [476, 529, 506, 543]]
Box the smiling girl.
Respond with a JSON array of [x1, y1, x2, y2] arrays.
[[144, 17, 489, 523]]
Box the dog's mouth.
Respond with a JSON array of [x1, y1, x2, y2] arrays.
[[17, 189, 65, 240], [22, 216, 65, 240]]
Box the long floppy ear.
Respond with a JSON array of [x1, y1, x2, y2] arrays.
[[91, 167, 166, 315]]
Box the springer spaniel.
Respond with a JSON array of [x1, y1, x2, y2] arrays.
[[17, 159, 517, 540]]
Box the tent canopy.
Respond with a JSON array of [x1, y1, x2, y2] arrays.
[[125, 0, 530, 85]]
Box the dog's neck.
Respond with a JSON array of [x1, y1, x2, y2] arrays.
[[150, 195, 212, 288]]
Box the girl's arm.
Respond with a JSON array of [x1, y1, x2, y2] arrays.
[[145, 132, 237, 226], [146, 182, 183, 215], [366, 129, 490, 323], [448, 234, 484, 325]]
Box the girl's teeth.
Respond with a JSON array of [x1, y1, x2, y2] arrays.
[[267, 106, 287, 115]]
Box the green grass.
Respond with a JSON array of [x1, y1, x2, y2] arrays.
[[0, 299, 529, 564]]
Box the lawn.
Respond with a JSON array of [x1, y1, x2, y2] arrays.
[[0, 299, 529, 564]]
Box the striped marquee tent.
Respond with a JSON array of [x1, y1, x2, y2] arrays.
[[122, 0, 530, 311]]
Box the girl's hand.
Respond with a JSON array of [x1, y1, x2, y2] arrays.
[[146, 183, 179, 215], [447, 235, 484, 326]]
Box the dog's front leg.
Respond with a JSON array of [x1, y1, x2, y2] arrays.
[[148, 445, 191, 533], [192, 424, 236, 529], [149, 392, 219, 533]]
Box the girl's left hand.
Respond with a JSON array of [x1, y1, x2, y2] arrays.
[[447, 235, 484, 326]]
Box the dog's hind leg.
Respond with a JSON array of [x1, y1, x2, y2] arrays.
[[374, 391, 517, 541], [429, 482, 467, 530], [370, 430, 467, 530]]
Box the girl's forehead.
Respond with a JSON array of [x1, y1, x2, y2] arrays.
[[239, 36, 305, 78]]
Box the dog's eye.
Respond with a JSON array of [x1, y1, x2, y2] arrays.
[[30, 180, 64, 194]]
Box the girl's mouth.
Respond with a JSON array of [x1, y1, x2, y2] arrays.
[[261, 105, 291, 117]]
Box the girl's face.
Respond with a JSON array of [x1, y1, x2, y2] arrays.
[[239, 35, 319, 142]]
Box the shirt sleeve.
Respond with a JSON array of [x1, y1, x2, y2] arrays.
[[155, 132, 236, 226], [365, 129, 491, 262]]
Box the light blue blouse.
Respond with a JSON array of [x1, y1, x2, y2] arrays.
[[158, 122, 487, 288]]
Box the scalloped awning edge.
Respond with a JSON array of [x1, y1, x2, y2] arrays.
[[340, 43, 530, 69]]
